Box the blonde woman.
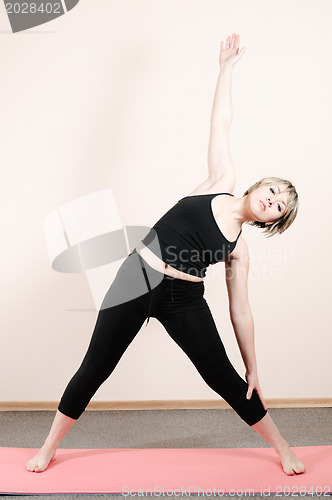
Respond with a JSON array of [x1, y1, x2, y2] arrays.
[[26, 33, 305, 476]]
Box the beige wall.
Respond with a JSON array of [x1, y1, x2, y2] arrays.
[[1, 0, 331, 404]]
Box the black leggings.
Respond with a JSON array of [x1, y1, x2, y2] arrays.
[[58, 249, 268, 426]]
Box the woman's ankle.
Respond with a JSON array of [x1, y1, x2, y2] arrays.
[[274, 437, 290, 455], [43, 437, 59, 450]]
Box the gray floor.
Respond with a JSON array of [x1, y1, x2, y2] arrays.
[[0, 407, 331, 499]]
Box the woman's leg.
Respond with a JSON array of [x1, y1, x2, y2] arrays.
[[156, 283, 305, 475], [56, 302, 147, 420], [26, 252, 153, 472]]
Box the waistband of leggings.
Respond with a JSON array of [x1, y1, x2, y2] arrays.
[[130, 248, 204, 286]]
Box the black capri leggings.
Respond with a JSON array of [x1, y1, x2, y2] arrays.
[[58, 248, 267, 426]]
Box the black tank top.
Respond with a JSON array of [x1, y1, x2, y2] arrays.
[[140, 192, 242, 278]]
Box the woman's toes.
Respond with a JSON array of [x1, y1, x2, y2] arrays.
[[26, 448, 56, 472]]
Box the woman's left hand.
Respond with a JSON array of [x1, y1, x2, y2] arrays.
[[245, 370, 267, 411], [219, 33, 247, 68]]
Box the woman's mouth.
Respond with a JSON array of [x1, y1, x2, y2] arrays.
[[260, 201, 266, 211]]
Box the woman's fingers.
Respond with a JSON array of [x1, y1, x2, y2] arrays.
[[246, 384, 253, 399], [247, 382, 267, 411], [257, 387, 267, 411], [222, 33, 241, 52], [237, 47, 247, 60]]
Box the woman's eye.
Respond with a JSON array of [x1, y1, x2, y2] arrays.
[[269, 186, 282, 211]]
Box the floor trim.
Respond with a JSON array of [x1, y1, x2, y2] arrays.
[[0, 398, 331, 411]]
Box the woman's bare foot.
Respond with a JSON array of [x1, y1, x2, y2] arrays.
[[250, 412, 306, 476], [276, 440, 306, 475], [25, 409, 77, 472], [25, 443, 57, 473]]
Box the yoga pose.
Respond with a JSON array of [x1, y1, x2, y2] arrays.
[[26, 33, 305, 475]]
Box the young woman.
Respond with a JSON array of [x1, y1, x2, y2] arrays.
[[26, 33, 305, 476]]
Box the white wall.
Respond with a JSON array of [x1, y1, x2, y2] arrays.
[[1, 0, 331, 404]]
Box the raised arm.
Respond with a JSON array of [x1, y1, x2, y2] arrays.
[[207, 33, 247, 183]]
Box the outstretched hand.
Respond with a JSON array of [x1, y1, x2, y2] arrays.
[[245, 369, 267, 411], [219, 33, 247, 68]]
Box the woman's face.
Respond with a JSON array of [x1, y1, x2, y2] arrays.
[[250, 184, 289, 224]]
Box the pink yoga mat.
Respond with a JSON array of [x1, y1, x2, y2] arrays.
[[1, 446, 331, 495]]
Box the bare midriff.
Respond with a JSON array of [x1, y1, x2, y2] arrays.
[[135, 242, 203, 282]]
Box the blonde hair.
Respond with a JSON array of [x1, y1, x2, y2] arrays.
[[243, 177, 299, 237]]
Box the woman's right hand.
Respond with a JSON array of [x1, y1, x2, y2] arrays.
[[219, 33, 247, 69], [245, 369, 267, 411]]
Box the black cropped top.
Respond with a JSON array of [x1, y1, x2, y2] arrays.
[[140, 192, 242, 278]]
